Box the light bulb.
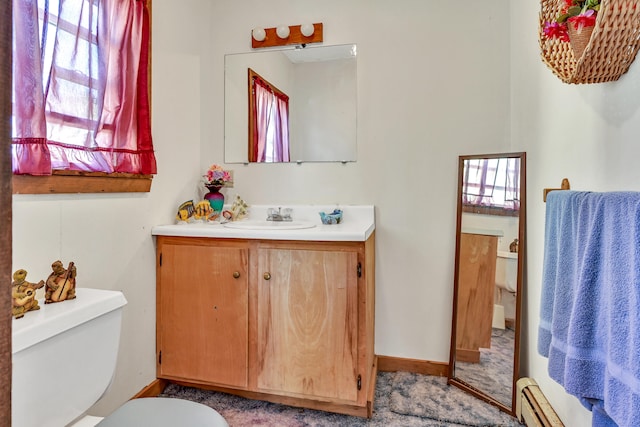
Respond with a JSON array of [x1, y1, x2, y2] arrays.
[[252, 27, 266, 42], [276, 25, 290, 39], [300, 24, 315, 37]]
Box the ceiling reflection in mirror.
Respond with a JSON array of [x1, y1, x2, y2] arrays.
[[224, 44, 357, 163], [448, 152, 526, 415]]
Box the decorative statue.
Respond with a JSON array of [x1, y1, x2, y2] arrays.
[[12, 269, 45, 319], [45, 261, 77, 304], [175, 200, 195, 223], [193, 200, 214, 221], [230, 195, 249, 221]]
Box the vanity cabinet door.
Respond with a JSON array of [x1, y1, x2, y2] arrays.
[[455, 232, 497, 363], [254, 244, 359, 403], [157, 237, 249, 388]]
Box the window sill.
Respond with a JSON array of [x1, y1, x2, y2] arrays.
[[462, 204, 519, 218], [12, 171, 153, 194]]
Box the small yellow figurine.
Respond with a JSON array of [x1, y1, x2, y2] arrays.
[[12, 269, 45, 319], [175, 200, 195, 223], [193, 200, 214, 221], [45, 261, 76, 304]]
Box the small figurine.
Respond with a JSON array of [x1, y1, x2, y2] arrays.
[[12, 269, 45, 319], [193, 200, 214, 221], [175, 200, 196, 224], [509, 238, 519, 253], [45, 261, 76, 304], [230, 195, 249, 221]]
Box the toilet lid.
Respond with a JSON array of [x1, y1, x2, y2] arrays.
[[96, 397, 228, 427]]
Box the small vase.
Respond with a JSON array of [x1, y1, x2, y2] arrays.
[[204, 184, 225, 212], [567, 24, 595, 59]]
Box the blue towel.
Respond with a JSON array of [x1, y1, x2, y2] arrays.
[[538, 191, 640, 427]]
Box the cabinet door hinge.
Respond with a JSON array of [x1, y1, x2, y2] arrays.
[[357, 262, 362, 278], [158, 351, 162, 364], [159, 253, 162, 267], [357, 374, 362, 390]]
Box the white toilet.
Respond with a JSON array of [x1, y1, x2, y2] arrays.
[[12, 288, 228, 427], [492, 250, 518, 329]]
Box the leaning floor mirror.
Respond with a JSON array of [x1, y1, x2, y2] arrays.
[[448, 152, 526, 415]]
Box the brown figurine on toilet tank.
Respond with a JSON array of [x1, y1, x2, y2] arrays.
[[45, 261, 77, 304], [12, 269, 45, 319]]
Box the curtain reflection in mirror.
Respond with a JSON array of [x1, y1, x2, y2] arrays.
[[462, 158, 520, 213], [249, 69, 290, 162]]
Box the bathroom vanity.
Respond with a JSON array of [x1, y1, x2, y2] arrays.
[[151, 206, 376, 418], [455, 229, 501, 363]]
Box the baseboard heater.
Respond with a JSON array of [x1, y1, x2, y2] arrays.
[[516, 378, 564, 427]]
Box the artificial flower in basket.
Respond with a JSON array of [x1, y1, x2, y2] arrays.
[[203, 164, 232, 188], [543, 0, 600, 57]]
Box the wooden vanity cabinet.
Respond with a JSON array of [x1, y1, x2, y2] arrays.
[[155, 234, 376, 418], [455, 232, 497, 363]]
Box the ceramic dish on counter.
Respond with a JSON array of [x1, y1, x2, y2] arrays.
[[319, 209, 343, 224]]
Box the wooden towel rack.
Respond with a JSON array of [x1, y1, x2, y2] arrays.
[[543, 178, 570, 202]]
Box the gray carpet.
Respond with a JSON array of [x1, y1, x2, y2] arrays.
[[454, 328, 516, 407], [160, 371, 523, 426], [390, 372, 520, 427]]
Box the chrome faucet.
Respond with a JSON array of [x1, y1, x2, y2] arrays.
[[266, 207, 293, 222]]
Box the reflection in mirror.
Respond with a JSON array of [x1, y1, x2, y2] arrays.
[[248, 68, 290, 162], [448, 152, 526, 415], [224, 44, 357, 163]]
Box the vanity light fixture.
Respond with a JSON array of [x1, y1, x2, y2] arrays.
[[251, 23, 323, 48]]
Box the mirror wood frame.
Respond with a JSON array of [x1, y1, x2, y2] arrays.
[[447, 152, 526, 416]]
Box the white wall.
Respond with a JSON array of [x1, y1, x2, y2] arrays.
[[12, 0, 514, 418], [511, 2, 640, 425], [291, 58, 357, 161]]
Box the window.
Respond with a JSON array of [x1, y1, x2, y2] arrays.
[[11, 0, 155, 194], [462, 157, 520, 216]]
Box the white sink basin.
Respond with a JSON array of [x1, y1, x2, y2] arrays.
[[223, 220, 317, 230]]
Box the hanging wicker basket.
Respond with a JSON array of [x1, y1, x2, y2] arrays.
[[567, 24, 595, 59], [539, 0, 640, 84]]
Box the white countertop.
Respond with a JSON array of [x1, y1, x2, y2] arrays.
[[461, 227, 504, 237], [152, 205, 375, 242]]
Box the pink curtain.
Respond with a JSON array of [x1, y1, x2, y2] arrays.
[[12, 0, 156, 175], [251, 76, 289, 163], [253, 79, 270, 163], [275, 96, 290, 162], [12, 0, 51, 174]]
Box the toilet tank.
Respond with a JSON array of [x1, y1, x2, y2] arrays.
[[495, 250, 519, 292], [12, 288, 127, 427]]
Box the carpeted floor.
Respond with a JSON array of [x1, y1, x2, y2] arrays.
[[160, 371, 523, 426], [455, 327, 516, 407]]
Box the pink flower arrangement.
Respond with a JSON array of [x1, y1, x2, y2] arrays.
[[543, 0, 599, 41], [204, 164, 231, 186]]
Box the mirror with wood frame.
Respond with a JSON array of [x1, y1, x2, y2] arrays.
[[448, 152, 526, 415]]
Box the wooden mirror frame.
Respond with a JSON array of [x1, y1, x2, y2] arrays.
[[447, 152, 526, 416]]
